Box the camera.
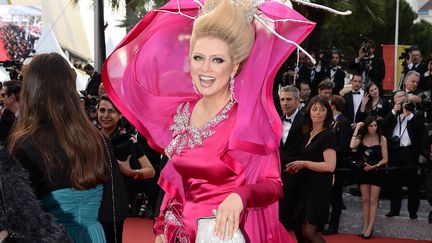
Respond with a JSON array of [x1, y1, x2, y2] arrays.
[[401, 101, 415, 112], [388, 135, 401, 150]]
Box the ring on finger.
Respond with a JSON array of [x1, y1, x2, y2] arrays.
[[227, 217, 235, 223]]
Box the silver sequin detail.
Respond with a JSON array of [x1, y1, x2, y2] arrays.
[[164, 210, 182, 226], [165, 101, 234, 159]]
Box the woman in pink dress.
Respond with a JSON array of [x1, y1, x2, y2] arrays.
[[102, 0, 318, 242]]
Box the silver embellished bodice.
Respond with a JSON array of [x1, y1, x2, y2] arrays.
[[164, 101, 235, 159]]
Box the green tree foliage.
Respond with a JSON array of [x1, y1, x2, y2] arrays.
[[296, 0, 432, 62], [118, 0, 169, 32]]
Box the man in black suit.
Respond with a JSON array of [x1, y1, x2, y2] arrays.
[[400, 47, 428, 91], [0, 80, 21, 145], [343, 74, 364, 123], [401, 70, 429, 114], [298, 81, 311, 111], [382, 91, 425, 219], [84, 64, 102, 97], [278, 85, 305, 243], [350, 39, 385, 92], [323, 95, 352, 235], [319, 51, 346, 95]]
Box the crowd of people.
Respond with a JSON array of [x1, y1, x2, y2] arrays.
[[277, 40, 432, 241], [0, 22, 39, 62], [0, 0, 432, 243]]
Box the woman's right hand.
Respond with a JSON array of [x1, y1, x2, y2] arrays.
[[155, 234, 166, 243], [355, 122, 364, 131], [361, 93, 369, 104]]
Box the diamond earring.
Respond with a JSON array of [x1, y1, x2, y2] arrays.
[[229, 76, 236, 102]]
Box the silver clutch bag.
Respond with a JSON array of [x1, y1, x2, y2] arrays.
[[195, 216, 246, 243]]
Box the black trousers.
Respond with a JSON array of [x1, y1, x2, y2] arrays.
[[388, 146, 420, 214], [328, 171, 345, 228], [279, 173, 304, 243]]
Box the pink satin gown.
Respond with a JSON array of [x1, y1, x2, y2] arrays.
[[154, 100, 289, 242]]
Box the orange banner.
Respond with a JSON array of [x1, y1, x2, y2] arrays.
[[382, 44, 410, 91]]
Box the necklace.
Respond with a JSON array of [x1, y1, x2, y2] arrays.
[[165, 100, 235, 159]]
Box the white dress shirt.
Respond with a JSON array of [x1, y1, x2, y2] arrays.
[[352, 89, 364, 121], [392, 112, 414, 147], [282, 108, 299, 145]]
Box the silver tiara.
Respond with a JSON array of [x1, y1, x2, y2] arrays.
[[154, 0, 351, 65]]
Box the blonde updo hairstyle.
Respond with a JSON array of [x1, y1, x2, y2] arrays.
[[190, 0, 255, 67]]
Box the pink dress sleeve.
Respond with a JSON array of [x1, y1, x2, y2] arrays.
[[233, 152, 282, 209]]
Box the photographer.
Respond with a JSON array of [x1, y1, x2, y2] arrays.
[[400, 47, 428, 91], [350, 38, 385, 93], [382, 91, 425, 219]]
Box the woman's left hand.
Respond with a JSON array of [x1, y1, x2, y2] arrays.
[[214, 193, 243, 240], [363, 163, 376, 172]]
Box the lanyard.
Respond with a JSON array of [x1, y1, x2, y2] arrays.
[[398, 115, 408, 137]]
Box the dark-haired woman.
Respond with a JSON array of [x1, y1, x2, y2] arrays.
[[97, 95, 155, 242], [350, 115, 388, 239], [286, 96, 337, 243], [356, 82, 390, 122], [9, 53, 108, 242]]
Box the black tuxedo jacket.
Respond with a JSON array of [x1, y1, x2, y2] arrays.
[[333, 114, 352, 168], [280, 111, 305, 165], [343, 91, 362, 123], [0, 109, 16, 142], [85, 72, 102, 97], [350, 56, 385, 87], [321, 66, 346, 95], [382, 112, 425, 152]]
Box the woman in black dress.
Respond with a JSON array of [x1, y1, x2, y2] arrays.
[[350, 115, 388, 239], [286, 96, 337, 243], [356, 82, 390, 122], [97, 95, 155, 242]]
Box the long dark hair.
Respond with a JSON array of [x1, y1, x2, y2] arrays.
[[364, 82, 382, 113], [358, 114, 382, 141], [303, 96, 334, 134], [9, 53, 106, 190]]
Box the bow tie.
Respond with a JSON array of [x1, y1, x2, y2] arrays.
[[352, 91, 361, 95], [407, 91, 414, 95], [283, 117, 292, 123], [331, 68, 337, 72]]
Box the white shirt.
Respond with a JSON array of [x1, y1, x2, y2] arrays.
[[352, 89, 364, 120], [282, 108, 299, 145], [392, 112, 414, 147]]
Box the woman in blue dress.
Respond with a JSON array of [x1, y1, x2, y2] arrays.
[[9, 53, 108, 242]]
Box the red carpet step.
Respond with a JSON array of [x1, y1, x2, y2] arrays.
[[122, 218, 431, 243]]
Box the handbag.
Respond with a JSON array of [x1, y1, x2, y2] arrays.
[[195, 213, 245, 243], [0, 175, 17, 243]]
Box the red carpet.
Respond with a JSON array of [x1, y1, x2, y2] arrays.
[[123, 218, 430, 243], [0, 37, 9, 62]]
